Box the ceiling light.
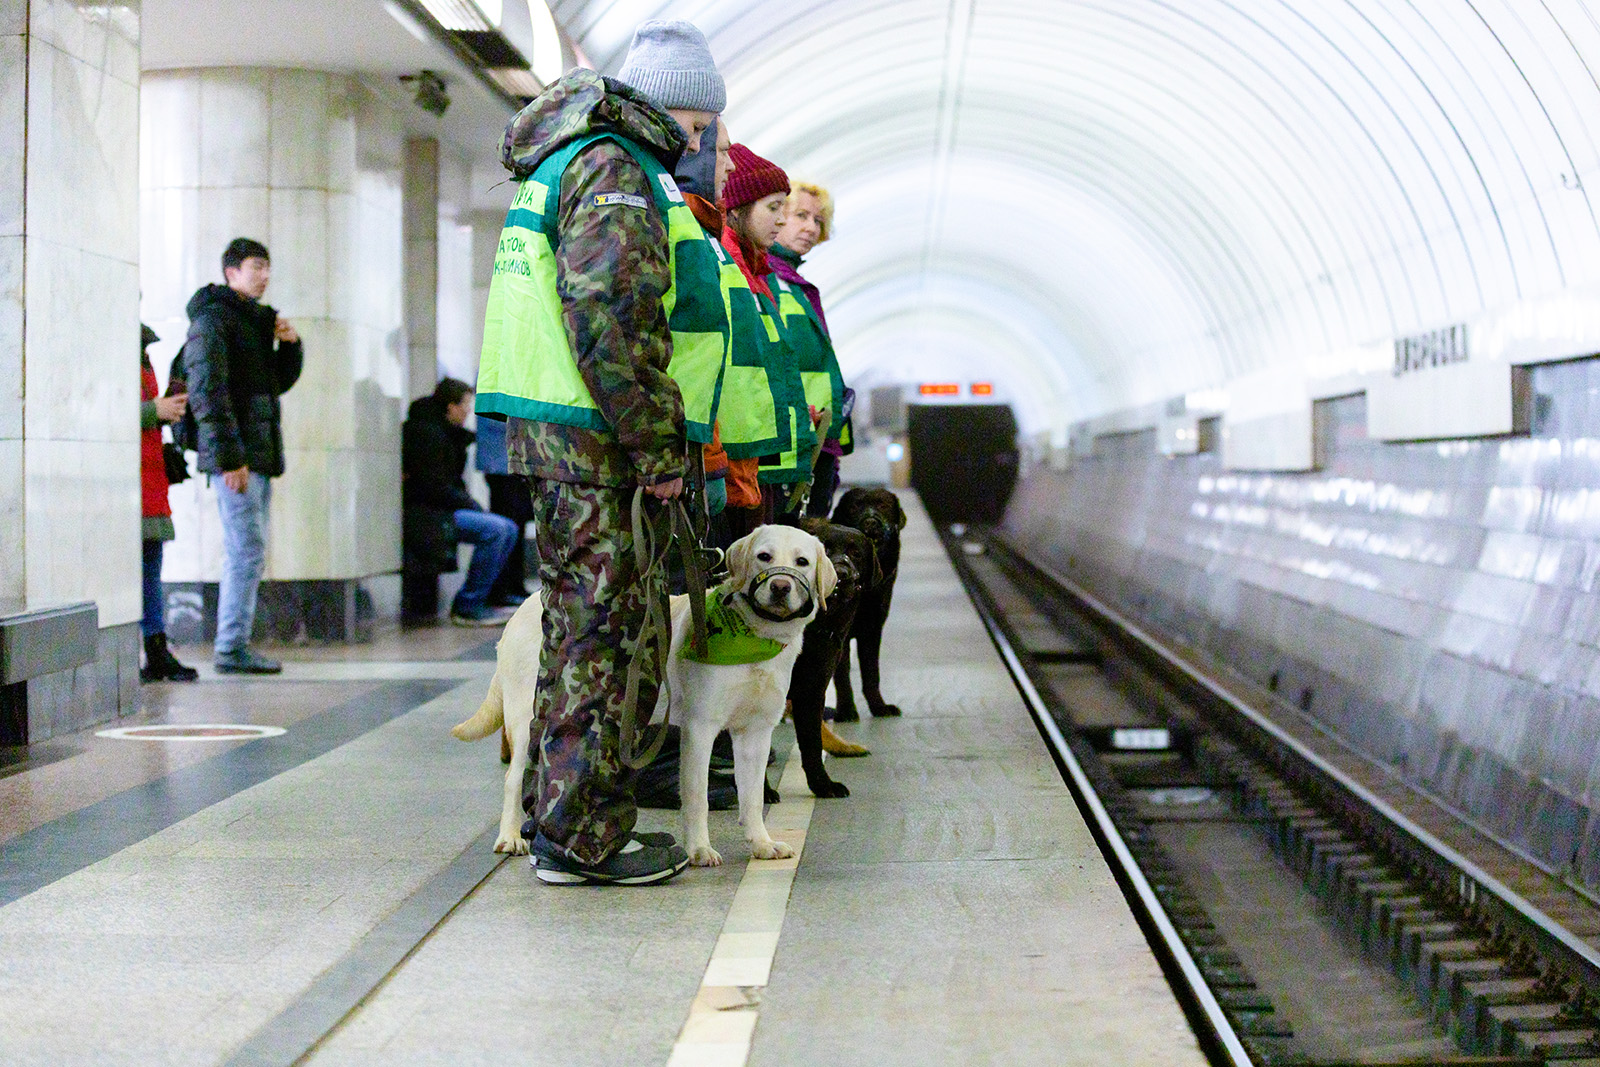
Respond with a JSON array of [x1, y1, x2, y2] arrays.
[[418, 0, 501, 32], [526, 0, 565, 85], [488, 68, 543, 98]]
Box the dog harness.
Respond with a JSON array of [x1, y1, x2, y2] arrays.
[[681, 564, 814, 666]]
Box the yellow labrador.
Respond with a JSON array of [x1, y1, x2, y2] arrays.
[[451, 524, 834, 865], [673, 524, 834, 866]]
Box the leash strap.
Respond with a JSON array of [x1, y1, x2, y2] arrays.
[[619, 485, 710, 771]]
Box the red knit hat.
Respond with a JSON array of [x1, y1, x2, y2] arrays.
[[722, 144, 790, 210]]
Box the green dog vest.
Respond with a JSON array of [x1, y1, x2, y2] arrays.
[[680, 592, 787, 665]]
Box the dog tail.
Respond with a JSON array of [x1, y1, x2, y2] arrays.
[[452, 669, 505, 742]]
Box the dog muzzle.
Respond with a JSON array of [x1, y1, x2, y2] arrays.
[[742, 566, 815, 622]]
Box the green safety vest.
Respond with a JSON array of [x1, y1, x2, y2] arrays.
[[755, 284, 817, 485], [717, 260, 789, 460], [771, 274, 845, 443], [475, 132, 730, 444]]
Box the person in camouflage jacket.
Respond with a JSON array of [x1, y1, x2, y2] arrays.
[[489, 21, 726, 884]]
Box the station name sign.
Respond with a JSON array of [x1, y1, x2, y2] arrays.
[[1393, 324, 1468, 377]]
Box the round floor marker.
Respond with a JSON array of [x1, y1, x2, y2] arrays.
[[95, 723, 286, 742]]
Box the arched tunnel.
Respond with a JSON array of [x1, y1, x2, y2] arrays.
[[4, 3, 1600, 1063]]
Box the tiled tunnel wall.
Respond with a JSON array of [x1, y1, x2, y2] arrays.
[[1003, 356, 1600, 895]]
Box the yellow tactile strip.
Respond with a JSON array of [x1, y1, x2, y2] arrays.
[[666, 746, 814, 1067]]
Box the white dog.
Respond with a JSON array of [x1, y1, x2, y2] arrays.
[[450, 524, 834, 865], [672, 524, 834, 866], [450, 594, 543, 855]]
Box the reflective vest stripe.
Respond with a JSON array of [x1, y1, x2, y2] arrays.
[[718, 262, 788, 459], [754, 284, 816, 485], [772, 276, 845, 442]]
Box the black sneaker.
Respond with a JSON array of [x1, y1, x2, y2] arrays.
[[214, 648, 282, 674], [531, 832, 688, 886]]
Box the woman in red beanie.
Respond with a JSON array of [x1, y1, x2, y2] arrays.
[[720, 144, 816, 528]]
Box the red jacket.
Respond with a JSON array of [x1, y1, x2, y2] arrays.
[[141, 359, 171, 519]]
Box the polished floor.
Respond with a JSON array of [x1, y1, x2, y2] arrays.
[[0, 497, 1205, 1066]]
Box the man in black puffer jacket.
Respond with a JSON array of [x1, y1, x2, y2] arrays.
[[183, 237, 304, 674], [402, 379, 519, 626]]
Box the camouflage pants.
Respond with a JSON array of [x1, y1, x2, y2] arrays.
[[523, 479, 662, 865]]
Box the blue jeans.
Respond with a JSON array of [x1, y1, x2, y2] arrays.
[[141, 539, 166, 638], [452, 508, 518, 615], [216, 472, 272, 655]]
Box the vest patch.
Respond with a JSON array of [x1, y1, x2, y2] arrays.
[[658, 174, 686, 203], [592, 191, 649, 209]]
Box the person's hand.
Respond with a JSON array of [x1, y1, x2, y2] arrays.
[[645, 477, 684, 501], [274, 315, 299, 344], [222, 467, 250, 493], [154, 394, 187, 423]]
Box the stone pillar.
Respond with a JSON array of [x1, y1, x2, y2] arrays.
[[0, 1, 143, 741], [141, 68, 406, 643], [403, 137, 440, 399]]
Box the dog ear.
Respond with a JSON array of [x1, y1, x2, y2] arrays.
[[726, 531, 757, 587], [812, 536, 838, 610], [895, 497, 908, 530]]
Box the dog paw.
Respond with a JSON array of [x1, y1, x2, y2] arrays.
[[689, 845, 723, 867], [764, 782, 780, 804], [751, 839, 794, 860], [809, 778, 850, 799], [494, 834, 529, 856], [832, 706, 861, 723], [869, 703, 902, 717]]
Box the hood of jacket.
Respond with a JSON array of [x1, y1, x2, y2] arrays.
[[186, 282, 262, 321], [501, 68, 687, 180]]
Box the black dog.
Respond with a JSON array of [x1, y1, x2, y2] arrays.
[[787, 519, 878, 797], [830, 488, 906, 720]]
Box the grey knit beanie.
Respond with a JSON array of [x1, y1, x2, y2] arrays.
[[615, 20, 726, 113]]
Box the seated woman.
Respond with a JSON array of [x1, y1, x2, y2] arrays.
[[401, 378, 518, 627]]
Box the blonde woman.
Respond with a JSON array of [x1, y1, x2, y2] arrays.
[[770, 182, 849, 517]]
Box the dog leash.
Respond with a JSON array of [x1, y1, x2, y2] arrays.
[[618, 486, 711, 771]]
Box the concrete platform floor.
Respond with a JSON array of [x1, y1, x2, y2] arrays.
[[0, 495, 1205, 1066]]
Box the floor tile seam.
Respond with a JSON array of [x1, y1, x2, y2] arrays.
[[0, 677, 478, 909], [665, 745, 814, 1067], [218, 825, 509, 1067]]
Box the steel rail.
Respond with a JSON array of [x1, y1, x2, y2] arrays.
[[946, 536, 1255, 1067], [990, 528, 1600, 993]]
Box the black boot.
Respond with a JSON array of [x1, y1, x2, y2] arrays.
[[142, 633, 199, 683]]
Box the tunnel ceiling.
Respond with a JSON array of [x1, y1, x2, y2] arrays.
[[549, 0, 1600, 432]]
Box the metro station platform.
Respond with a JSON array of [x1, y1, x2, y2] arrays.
[[0, 496, 1204, 1067]]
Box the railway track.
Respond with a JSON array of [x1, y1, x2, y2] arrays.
[[943, 525, 1600, 1067]]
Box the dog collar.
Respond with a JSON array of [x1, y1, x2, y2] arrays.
[[680, 591, 788, 665]]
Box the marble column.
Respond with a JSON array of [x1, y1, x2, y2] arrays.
[[0, 1, 143, 740], [141, 68, 406, 641], [403, 136, 440, 399]]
